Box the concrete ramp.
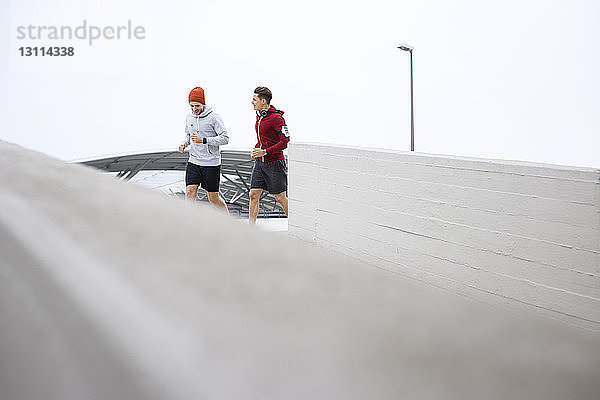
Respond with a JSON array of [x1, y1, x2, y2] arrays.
[[0, 140, 599, 400]]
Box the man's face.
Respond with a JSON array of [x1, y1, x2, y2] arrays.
[[252, 94, 267, 111], [190, 102, 204, 115]]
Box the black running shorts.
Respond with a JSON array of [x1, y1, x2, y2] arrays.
[[250, 159, 287, 194], [185, 163, 221, 192]]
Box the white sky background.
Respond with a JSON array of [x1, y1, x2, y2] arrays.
[[1, 0, 599, 168]]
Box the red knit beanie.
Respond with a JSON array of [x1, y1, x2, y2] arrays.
[[188, 87, 205, 104]]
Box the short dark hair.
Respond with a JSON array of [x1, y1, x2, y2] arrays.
[[254, 86, 272, 104]]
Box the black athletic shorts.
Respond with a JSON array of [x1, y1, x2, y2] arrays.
[[185, 163, 221, 192], [250, 159, 287, 194]]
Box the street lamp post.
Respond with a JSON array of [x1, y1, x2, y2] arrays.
[[397, 43, 414, 151]]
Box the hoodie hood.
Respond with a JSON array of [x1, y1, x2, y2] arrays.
[[260, 105, 284, 116], [270, 105, 284, 116], [191, 105, 214, 118]]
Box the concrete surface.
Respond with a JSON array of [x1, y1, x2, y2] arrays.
[[1, 140, 599, 400], [288, 143, 600, 329]]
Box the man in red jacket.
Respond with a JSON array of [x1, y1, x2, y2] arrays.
[[249, 86, 290, 224]]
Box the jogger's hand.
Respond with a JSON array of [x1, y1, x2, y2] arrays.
[[251, 148, 264, 159]]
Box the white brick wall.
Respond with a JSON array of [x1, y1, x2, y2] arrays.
[[288, 143, 600, 328]]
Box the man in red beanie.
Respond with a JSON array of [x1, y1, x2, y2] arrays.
[[249, 86, 290, 224], [178, 86, 229, 214]]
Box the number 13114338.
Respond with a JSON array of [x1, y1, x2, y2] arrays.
[[19, 47, 75, 56]]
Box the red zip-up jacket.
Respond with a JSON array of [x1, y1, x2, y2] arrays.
[[255, 105, 290, 162]]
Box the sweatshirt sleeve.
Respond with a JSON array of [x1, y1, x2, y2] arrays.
[[265, 115, 290, 154], [205, 114, 229, 146], [181, 118, 191, 147]]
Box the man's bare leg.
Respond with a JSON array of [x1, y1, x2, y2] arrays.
[[249, 188, 262, 225], [185, 184, 199, 201], [207, 191, 229, 215], [273, 191, 288, 217]]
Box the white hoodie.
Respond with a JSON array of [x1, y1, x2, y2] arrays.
[[181, 105, 229, 166]]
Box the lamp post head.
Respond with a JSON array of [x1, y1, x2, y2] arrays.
[[397, 43, 414, 52]]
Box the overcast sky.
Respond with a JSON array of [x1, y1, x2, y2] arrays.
[[1, 0, 599, 168]]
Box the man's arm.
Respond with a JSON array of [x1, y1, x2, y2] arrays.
[[179, 120, 191, 152], [264, 117, 290, 154], [205, 115, 229, 146]]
